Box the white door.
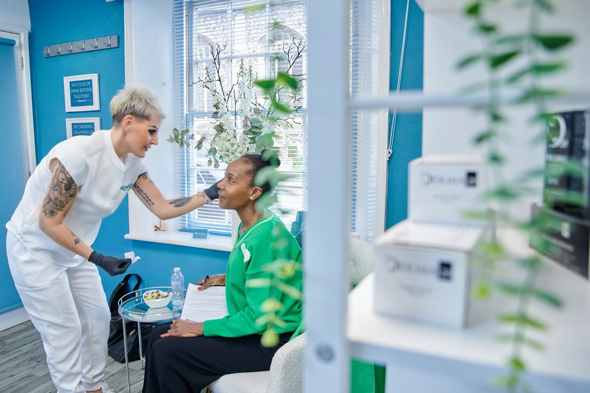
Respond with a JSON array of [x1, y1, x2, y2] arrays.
[[0, 30, 35, 317]]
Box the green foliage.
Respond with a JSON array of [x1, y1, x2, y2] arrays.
[[459, 0, 574, 391]]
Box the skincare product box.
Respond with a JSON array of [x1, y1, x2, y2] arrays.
[[373, 219, 489, 328], [530, 203, 590, 279], [408, 156, 490, 226]]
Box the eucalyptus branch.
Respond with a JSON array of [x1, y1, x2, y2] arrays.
[[460, 0, 572, 391]]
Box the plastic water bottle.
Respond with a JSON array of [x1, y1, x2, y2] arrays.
[[171, 267, 185, 310]]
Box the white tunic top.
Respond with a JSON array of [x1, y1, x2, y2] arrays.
[[6, 130, 147, 267]]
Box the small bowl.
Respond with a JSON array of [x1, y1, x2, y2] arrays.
[[143, 289, 171, 308]]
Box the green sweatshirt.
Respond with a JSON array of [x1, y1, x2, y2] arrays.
[[203, 212, 303, 337]]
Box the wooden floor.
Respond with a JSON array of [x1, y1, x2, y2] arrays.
[[0, 321, 145, 393]]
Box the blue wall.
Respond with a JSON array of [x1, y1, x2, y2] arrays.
[[386, 0, 423, 228], [0, 39, 27, 313], [27, 0, 229, 298]]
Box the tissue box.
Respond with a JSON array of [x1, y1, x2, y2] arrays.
[[373, 220, 489, 328], [408, 156, 490, 226]]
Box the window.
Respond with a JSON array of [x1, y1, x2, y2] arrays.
[[173, 0, 308, 235], [124, 0, 387, 248]]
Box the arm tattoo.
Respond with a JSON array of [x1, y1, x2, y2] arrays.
[[133, 184, 155, 206], [42, 162, 78, 218], [169, 197, 192, 208], [137, 172, 154, 183], [70, 230, 82, 245]]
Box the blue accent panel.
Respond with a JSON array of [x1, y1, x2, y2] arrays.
[[386, 0, 424, 228], [28, 0, 125, 160], [0, 41, 26, 312]]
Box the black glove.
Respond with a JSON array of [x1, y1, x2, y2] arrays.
[[88, 251, 132, 276], [204, 181, 220, 201]]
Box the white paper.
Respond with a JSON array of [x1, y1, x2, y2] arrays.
[[124, 251, 141, 263], [180, 283, 228, 322]]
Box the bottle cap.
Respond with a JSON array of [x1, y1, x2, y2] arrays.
[[174, 267, 180, 272]]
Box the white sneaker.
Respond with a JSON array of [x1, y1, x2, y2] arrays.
[[101, 381, 116, 393]]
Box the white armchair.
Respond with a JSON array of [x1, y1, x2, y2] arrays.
[[206, 235, 373, 393], [207, 332, 306, 393]]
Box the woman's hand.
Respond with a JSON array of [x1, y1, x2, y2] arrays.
[[196, 274, 226, 290], [161, 319, 203, 338]]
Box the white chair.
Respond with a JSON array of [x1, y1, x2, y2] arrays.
[[207, 235, 373, 393], [207, 332, 306, 393]]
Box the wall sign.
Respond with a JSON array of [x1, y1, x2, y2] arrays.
[[64, 73, 100, 112], [66, 117, 101, 138]]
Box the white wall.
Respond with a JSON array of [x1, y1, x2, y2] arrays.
[[124, 0, 178, 234], [422, 0, 590, 220], [0, 0, 30, 31]]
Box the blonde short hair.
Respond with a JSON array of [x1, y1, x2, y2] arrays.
[[110, 86, 166, 124]]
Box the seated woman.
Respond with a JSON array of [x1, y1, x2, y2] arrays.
[[142, 152, 303, 393]]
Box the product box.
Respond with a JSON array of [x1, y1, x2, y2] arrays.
[[373, 220, 489, 328], [408, 156, 490, 226], [530, 203, 590, 279]]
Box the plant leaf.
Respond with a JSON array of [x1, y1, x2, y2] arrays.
[[515, 87, 564, 104], [478, 23, 497, 34], [464, 2, 481, 17], [508, 356, 527, 371], [244, 4, 265, 13], [490, 50, 520, 68], [277, 282, 302, 299], [507, 62, 566, 83], [254, 79, 276, 90], [532, 34, 574, 51], [457, 53, 484, 69], [246, 278, 273, 288], [474, 130, 496, 144], [271, 101, 293, 115], [531, 289, 563, 308], [276, 72, 299, 90], [498, 313, 548, 331]]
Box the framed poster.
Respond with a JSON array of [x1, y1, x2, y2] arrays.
[[64, 73, 100, 112], [66, 117, 101, 138]]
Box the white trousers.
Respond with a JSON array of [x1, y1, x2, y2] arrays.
[[6, 232, 110, 393]]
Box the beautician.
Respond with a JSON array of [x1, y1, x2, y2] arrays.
[[5, 86, 219, 393]]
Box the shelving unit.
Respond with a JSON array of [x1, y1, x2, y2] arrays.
[[304, 0, 590, 392]]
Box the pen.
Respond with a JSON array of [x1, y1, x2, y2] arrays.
[[203, 275, 209, 284]]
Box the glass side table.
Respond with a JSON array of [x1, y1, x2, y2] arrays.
[[118, 286, 183, 393]]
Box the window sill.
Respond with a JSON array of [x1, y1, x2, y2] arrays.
[[124, 231, 233, 252]]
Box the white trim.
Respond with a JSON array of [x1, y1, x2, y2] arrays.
[[0, 307, 30, 332], [124, 232, 232, 252], [0, 26, 35, 179], [63, 73, 100, 112], [373, 0, 390, 238], [65, 117, 101, 138], [305, 0, 351, 390]]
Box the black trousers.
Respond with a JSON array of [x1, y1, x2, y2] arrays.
[[142, 323, 292, 393]]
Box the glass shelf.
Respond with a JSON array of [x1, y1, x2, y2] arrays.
[[118, 286, 182, 323]]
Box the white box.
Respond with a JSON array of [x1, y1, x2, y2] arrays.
[[373, 220, 488, 328], [408, 155, 490, 226]]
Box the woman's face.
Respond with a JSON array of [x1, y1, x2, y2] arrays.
[[125, 114, 161, 158], [217, 158, 261, 210]]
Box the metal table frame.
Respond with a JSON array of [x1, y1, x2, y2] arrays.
[[117, 286, 182, 393]]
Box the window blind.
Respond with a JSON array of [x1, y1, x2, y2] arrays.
[[173, 0, 386, 239], [349, 0, 386, 241], [173, 0, 307, 234]]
